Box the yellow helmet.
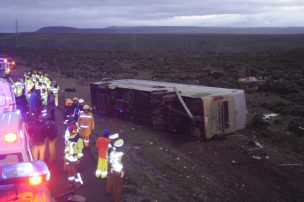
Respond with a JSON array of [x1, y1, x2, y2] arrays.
[[73, 97, 79, 101], [65, 98, 73, 106], [83, 104, 90, 110]]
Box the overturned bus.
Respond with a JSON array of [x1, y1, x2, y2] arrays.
[[90, 79, 246, 140]]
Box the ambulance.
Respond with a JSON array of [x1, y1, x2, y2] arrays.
[[0, 161, 53, 202], [0, 110, 33, 164], [0, 78, 16, 112]]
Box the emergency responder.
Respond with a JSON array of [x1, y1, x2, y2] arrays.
[[47, 91, 56, 121], [43, 73, 52, 89], [29, 117, 47, 161], [45, 118, 58, 162], [95, 129, 111, 178], [16, 88, 28, 120], [29, 88, 41, 118], [41, 87, 48, 115], [74, 98, 85, 121], [25, 76, 34, 101], [63, 98, 74, 124], [13, 79, 24, 98], [106, 139, 126, 202], [72, 97, 79, 112], [77, 104, 95, 148], [36, 88, 43, 118], [65, 124, 84, 188], [51, 80, 59, 107], [63, 123, 77, 172]]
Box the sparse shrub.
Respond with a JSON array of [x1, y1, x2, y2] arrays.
[[251, 114, 271, 129], [260, 80, 299, 94], [288, 118, 304, 136]]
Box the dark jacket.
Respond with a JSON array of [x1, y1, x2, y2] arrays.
[[29, 92, 39, 108], [73, 105, 83, 121], [29, 119, 47, 145], [47, 93, 56, 110], [45, 120, 58, 140]]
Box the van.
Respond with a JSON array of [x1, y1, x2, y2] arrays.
[[91, 79, 247, 140], [0, 110, 33, 165], [0, 78, 16, 112]]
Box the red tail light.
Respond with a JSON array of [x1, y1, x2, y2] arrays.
[[9, 104, 14, 111]]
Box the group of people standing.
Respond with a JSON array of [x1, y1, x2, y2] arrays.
[[13, 70, 59, 163], [13, 70, 59, 121], [14, 70, 126, 202], [63, 98, 126, 201]]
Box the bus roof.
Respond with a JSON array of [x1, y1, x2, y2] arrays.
[[93, 79, 244, 98]]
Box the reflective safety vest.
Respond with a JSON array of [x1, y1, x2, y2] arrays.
[[65, 133, 84, 162], [44, 77, 51, 86], [41, 90, 48, 105], [13, 81, 24, 97], [77, 112, 95, 138], [25, 79, 34, 92], [35, 82, 41, 91], [109, 150, 124, 173], [52, 85, 59, 94]]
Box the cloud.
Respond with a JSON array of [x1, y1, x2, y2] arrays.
[[0, 0, 303, 32]]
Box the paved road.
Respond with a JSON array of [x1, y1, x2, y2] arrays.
[[10, 68, 112, 202]]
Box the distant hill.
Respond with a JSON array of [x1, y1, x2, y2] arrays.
[[36, 26, 304, 35], [37, 26, 79, 33]]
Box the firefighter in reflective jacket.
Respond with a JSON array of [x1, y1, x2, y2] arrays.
[[106, 139, 125, 202], [77, 104, 95, 147], [65, 124, 84, 188]]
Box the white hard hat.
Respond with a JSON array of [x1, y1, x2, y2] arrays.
[[78, 99, 85, 103]]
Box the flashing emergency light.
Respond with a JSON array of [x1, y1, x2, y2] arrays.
[[4, 132, 17, 143], [28, 175, 43, 186], [12, 61, 15, 65], [3, 58, 7, 63], [9, 104, 14, 111]]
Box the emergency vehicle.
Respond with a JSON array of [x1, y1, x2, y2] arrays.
[[0, 58, 11, 78], [0, 78, 16, 112], [0, 110, 33, 164], [0, 160, 53, 202], [6, 57, 16, 69]]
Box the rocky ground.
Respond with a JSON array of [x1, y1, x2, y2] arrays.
[[4, 47, 304, 202]]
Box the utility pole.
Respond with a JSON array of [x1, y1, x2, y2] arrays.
[[15, 20, 19, 48]]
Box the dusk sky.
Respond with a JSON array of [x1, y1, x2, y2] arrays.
[[0, 0, 303, 32]]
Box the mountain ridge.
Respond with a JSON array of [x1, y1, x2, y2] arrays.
[[36, 26, 304, 34]]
